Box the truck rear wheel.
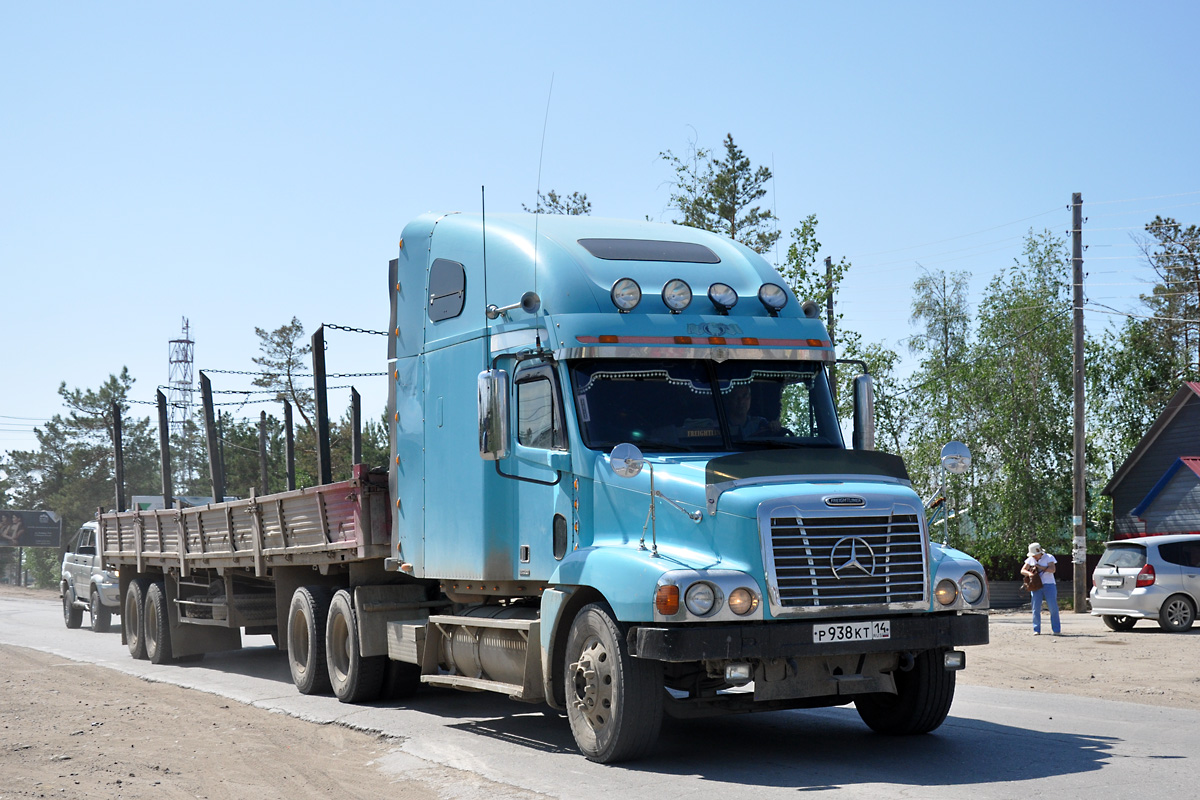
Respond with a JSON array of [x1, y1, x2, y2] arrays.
[[326, 589, 386, 703], [144, 582, 173, 664], [288, 586, 333, 695], [89, 587, 112, 633], [855, 649, 955, 735], [63, 588, 83, 629], [563, 603, 663, 763], [124, 578, 152, 660]]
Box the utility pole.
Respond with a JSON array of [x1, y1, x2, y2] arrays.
[[825, 256, 837, 407], [1072, 192, 1087, 613]]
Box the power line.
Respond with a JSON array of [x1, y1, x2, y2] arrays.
[[1084, 303, 1200, 324], [848, 206, 1062, 259], [1087, 189, 1200, 206], [1087, 201, 1200, 219]]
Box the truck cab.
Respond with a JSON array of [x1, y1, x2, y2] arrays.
[[387, 213, 989, 762]]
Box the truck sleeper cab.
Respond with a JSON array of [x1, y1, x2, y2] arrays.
[[390, 213, 989, 762]]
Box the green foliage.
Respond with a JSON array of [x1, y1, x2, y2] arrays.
[[252, 318, 314, 430], [661, 133, 780, 254], [523, 190, 591, 215], [0, 370, 161, 585], [1093, 216, 1200, 465], [964, 230, 1074, 563]]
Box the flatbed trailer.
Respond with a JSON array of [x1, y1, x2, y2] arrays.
[[97, 465, 429, 676]]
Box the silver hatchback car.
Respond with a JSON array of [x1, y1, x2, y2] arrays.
[[1090, 534, 1200, 632]]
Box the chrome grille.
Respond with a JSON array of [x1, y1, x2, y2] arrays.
[[766, 511, 926, 610]]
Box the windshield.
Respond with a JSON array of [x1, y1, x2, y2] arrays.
[[569, 358, 844, 453]]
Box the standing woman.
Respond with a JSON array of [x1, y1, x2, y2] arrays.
[[1022, 542, 1061, 635]]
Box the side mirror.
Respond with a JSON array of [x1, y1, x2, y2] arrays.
[[941, 440, 971, 474], [852, 374, 875, 451], [477, 369, 510, 460], [609, 443, 644, 478]]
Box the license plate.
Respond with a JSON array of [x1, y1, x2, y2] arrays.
[[812, 620, 891, 644], [1102, 578, 1123, 588]]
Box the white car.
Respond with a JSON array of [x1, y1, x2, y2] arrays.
[[1089, 534, 1200, 632]]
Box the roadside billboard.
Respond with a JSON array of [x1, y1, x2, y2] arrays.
[[0, 510, 62, 548]]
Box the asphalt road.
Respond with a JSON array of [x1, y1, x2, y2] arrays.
[[2, 591, 1196, 800]]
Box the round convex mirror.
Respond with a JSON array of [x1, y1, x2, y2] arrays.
[[940, 440, 972, 475], [609, 443, 645, 478]]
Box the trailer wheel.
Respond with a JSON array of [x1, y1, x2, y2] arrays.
[[563, 603, 663, 763], [89, 587, 112, 633], [326, 589, 386, 703], [144, 582, 173, 664], [287, 586, 333, 695], [855, 649, 955, 735], [124, 578, 152, 660], [62, 588, 83, 629]]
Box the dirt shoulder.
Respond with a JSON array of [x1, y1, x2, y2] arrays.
[[2, 584, 1198, 799], [958, 605, 1200, 711]]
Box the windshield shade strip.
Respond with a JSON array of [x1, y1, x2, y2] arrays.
[[556, 346, 835, 362], [576, 335, 831, 347]]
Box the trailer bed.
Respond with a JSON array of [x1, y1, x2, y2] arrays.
[[98, 465, 390, 576]]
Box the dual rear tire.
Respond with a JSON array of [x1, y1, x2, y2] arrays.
[[286, 586, 410, 703]]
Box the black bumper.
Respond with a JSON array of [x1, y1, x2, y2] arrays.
[[631, 612, 989, 663]]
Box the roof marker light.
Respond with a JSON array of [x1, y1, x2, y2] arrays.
[[758, 283, 788, 316], [707, 283, 738, 314], [611, 278, 642, 312], [662, 279, 692, 313]]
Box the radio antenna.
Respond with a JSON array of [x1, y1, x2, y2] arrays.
[[534, 75, 554, 289], [533, 74, 553, 350], [482, 185, 491, 365]]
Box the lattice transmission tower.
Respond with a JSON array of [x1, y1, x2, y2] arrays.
[[168, 317, 195, 432]]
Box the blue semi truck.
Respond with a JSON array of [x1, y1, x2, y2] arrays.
[[98, 212, 989, 763]]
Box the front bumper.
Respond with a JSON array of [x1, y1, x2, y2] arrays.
[[630, 612, 988, 662]]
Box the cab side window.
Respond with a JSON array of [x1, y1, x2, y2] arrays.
[[515, 365, 566, 450], [76, 527, 95, 555]]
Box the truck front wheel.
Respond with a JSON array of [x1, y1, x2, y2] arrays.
[[563, 603, 663, 763], [855, 649, 955, 735], [326, 589, 386, 703], [287, 586, 333, 695]]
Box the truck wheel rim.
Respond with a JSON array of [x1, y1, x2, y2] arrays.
[[329, 611, 351, 680], [569, 635, 614, 732], [290, 609, 310, 675]]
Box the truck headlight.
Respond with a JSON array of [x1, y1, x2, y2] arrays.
[[685, 582, 716, 616], [960, 572, 984, 604], [728, 587, 758, 616], [935, 579, 959, 606]]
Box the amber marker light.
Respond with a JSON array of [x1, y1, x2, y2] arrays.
[[655, 584, 680, 615]]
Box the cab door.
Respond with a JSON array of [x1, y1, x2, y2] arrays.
[[509, 360, 573, 580]]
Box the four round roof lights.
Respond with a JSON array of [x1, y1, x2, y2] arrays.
[[610, 278, 789, 316]]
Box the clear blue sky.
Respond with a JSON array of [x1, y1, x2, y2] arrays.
[[2, 1, 1198, 455]]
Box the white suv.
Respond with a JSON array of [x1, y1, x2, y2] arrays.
[[60, 521, 120, 632]]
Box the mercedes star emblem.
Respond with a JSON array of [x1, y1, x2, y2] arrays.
[[830, 536, 877, 579]]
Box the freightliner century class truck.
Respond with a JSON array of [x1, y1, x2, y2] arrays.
[[94, 213, 990, 763]]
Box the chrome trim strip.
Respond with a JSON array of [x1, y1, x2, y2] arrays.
[[706, 473, 910, 516], [490, 328, 542, 353], [553, 346, 835, 363]]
